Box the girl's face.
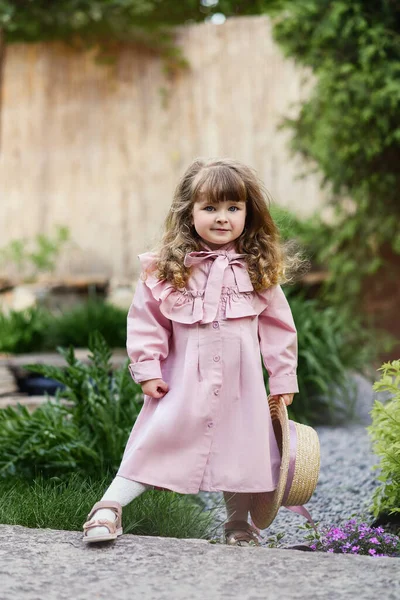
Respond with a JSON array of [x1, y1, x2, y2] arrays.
[[191, 195, 247, 250]]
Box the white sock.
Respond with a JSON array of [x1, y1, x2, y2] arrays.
[[85, 476, 152, 538]]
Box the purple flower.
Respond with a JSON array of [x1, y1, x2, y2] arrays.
[[343, 542, 351, 549], [369, 537, 380, 544], [307, 520, 400, 558]]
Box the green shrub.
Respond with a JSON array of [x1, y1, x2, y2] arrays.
[[0, 1, 260, 45], [0, 300, 127, 353], [266, 292, 377, 425], [271, 1, 400, 306], [0, 306, 52, 354], [0, 333, 143, 480], [367, 360, 400, 520], [47, 299, 127, 349], [0, 473, 219, 540], [270, 204, 328, 262]]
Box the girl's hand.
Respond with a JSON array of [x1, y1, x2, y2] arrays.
[[270, 393, 294, 406], [141, 378, 169, 399]]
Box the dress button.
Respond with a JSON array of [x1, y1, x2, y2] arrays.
[[213, 355, 220, 362], [214, 389, 220, 396], [212, 321, 219, 329], [207, 422, 214, 428]]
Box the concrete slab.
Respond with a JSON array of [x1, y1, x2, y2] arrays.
[[0, 525, 398, 600]]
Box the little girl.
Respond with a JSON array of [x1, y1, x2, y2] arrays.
[[83, 157, 300, 546]]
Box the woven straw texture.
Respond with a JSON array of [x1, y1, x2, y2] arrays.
[[285, 422, 320, 506], [249, 396, 320, 530]]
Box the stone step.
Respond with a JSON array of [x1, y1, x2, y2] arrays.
[[1, 349, 128, 379], [0, 364, 19, 395], [0, 394, 72, 412]]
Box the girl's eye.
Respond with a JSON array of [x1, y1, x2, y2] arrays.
[[203, 206, 239, 212]]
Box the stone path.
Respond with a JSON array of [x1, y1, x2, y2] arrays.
[[1, 524, 399, 600]]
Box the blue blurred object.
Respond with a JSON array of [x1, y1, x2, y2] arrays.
[[20, 376, 65, 396]]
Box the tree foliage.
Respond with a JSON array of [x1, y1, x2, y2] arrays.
[[271, 1, 400, 302], [0, 1, 270, 68], [0, 0, 267, 44]]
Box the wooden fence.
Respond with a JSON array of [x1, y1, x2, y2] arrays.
[[0, 16, 326, 280]]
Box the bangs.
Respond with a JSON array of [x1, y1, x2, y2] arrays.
[[191, 165, 247, 205]]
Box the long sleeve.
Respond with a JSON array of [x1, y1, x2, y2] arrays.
[[257, 285, 299, 395], [127, 278, 172, 384]]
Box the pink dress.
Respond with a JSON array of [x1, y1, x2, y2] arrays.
[[116, 240, 298, 494]]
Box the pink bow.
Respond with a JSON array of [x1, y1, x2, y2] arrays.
[[184, 250, 253, 323]]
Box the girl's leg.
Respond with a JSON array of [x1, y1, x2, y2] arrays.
[[84, 476, 152, 539], [223, 492, 261, 546], [223, 491, 252, 522]]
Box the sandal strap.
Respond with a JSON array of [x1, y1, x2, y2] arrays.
[[82, 518, 118, 534], [224, 520, 261, 545], [226, 531, 255, 543], [86, 500, 122, 522]]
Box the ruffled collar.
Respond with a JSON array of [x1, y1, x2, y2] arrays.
[[137, 238, 270, 325]]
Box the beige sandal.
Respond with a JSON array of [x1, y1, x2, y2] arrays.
[[224, 520, 262, 547], [82, 500, 123, 543]]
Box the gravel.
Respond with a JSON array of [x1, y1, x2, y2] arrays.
[[199, 372, 391, 547]]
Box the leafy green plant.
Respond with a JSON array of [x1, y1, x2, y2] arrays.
[[0, 0, 266, 45], [0, 300, 127, 353], [0, 473, 219, 539], [0, 332, 143, 480], [367, 360, 400, 520], [270, 1, 400, 306], [0, 0, 261, 71], [47, 299, 127, 349], [0, 401, 97, 479], [270, 204, 328, 262], [0, 306, 52, 354], [0, 226, 70, 281], [265, 292, 378, 425]]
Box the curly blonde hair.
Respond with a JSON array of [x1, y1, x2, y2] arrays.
[[146, 157, 304, 292]]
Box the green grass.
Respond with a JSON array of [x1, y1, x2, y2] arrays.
[[0, 473, 223, 540]]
